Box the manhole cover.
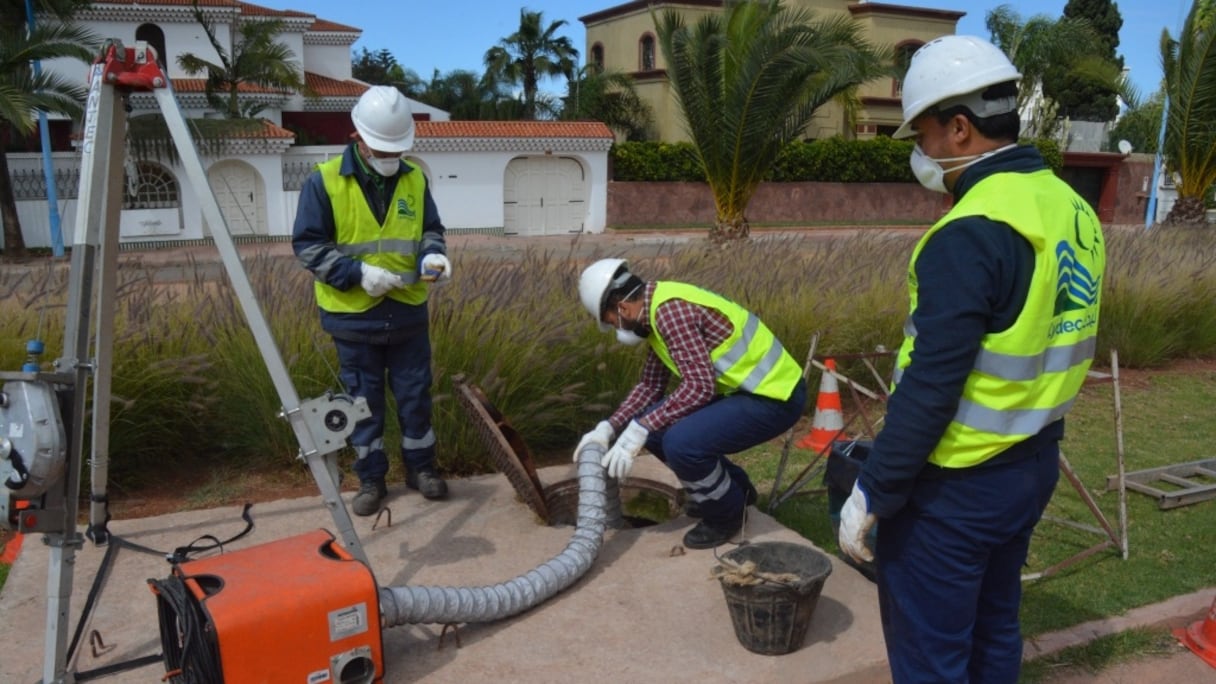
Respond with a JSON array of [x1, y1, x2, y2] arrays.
[[453, 375, 550, 523]]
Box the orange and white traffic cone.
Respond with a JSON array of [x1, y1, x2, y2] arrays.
[[1175, 594, 1216, 669], [796, 358, 850, 453]]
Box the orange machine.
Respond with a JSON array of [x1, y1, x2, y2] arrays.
[[150, 529, 383, 683]]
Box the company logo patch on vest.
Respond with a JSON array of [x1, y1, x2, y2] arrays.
[[1049, 201, 1103, 338], [396, 197, 417, 219], [1054, 200, 1103, 313]]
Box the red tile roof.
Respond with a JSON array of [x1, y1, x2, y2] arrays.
[[92, 1, 358, 32], [309, 17, 360, 33], [417, 121, 615, 139], [303, 72, 367, 97], [93, 0, 239, 6], [236, 1, 312, 18], [172, 78, 290, 95]]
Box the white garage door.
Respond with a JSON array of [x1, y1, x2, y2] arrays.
[[503, 156, 586, 236], [207, 160, 266, 236]]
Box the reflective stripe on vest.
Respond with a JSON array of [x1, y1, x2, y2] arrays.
[[313, 156, 429, 313], [646, 282, 801, 400], [894, 168, 1106, 468]]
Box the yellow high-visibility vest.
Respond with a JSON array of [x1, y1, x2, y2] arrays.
[[314, 157, 428, 312], [895, 169, 1106, 468], [647, 282, 802, 400]]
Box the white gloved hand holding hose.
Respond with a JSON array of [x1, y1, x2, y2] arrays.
[[601, 420, 648, 480], [573, 420, 615, 462], [420, 253, 452, 282], [838, 481, 878, 563], [360, 263, 402, 297]]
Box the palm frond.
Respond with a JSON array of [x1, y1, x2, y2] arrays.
[[656, 0, 886, 227]]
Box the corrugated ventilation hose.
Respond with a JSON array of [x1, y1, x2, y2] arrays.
[[379, 442, 619, 626]]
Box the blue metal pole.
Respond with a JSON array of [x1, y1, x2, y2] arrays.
[[25, 0, 65, 257], [1145, 94, 1170, 230]]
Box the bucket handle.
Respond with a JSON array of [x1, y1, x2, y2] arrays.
[[711, 545, 805, 591]]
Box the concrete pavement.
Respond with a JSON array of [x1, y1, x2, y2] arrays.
[[1, 458, 889, 683]]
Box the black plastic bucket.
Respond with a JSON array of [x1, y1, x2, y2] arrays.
[[714, 541, 833, 655], [824, 440, 878, 579]]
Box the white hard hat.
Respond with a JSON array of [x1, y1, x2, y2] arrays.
[[893, 35, 1021, 139], [579, 258, 630, 332], [351, 85, 415, 152]]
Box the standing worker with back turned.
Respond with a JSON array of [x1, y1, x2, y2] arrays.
[[836, 35, 1105, 683], [576, 258, 807, 549], [293, 86, 452, 516]]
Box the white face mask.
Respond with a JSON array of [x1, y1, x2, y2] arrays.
[[615, 328, 645, 346], [367, 155, 401, 177], [909, 143, 1017, 193]]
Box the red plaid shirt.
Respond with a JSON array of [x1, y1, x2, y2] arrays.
[[609, 282, 733, 433]]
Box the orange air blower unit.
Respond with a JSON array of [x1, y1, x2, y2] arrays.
[[149, 528, 383, 684]]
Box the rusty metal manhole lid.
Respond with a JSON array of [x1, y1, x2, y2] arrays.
[[453, 375, 550, 523]]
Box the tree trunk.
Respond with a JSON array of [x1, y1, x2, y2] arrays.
[[0, 143, 30, 257], [708, 215, 750, 244], [1163, 195, 1208, 228]]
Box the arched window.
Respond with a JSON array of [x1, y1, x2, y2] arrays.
[[135, 23, 168, 69], [591, 43, 604, 72], [123, 162, 179, 209], [639, 34, 656, 71]]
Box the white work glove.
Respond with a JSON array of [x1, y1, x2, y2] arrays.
[[360, 263, 402, 297], [420, 253, 452, 282], [838, 481, 878, 563], [601, 420, 648, 480], [573, 420, 615, 462]]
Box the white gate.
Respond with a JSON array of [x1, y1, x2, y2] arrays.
[[503, 156, 587, 235], [207, 160, 266, 236]]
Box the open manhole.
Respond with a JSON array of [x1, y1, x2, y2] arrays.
[[453, 375, 681, 527]]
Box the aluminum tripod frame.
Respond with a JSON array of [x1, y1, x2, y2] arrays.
[[20, 40, 372, 683]]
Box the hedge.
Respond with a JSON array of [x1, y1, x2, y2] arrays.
[[610, 137, 1063, 182]]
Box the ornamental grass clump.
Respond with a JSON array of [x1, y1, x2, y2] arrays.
[[1097, 228, 1216, 367], [1, 228, 1215, 488]]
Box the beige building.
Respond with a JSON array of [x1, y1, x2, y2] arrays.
[[579, 0, 964, 141]]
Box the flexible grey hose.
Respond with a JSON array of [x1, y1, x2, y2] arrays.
[[379, 442, 619, 626]]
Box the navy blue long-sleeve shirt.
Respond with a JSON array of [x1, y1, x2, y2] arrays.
[[859, 145, 1065, 519], [292, 143, 446, 339]]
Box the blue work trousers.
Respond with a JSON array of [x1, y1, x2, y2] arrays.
[[333, 331, 435, 483], [645, 379, 806, 525], [875, 441, 1060, 684]]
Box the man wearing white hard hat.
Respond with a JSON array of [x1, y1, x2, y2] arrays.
[[293, 85, 452, 515], [835, 35, 1106, 683], [575, 258, 807, 549]]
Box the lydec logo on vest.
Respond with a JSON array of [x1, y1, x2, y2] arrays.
[[396, 197, 416, 220], [1054, 200, 1102, 313], [1049, 200, 1103, 338]]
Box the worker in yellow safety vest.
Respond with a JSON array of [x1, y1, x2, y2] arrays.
[[836, 35, 1106, 684], [292, 86, 451, 516], [576, 259, 807, 549]]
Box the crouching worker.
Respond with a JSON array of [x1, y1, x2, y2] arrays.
[[575, 258, 807, 549]]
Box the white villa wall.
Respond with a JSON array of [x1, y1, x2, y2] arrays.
[[302, 43, 352, 80], [11, 145, 610, 249]]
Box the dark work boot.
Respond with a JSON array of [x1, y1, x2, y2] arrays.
[[406, 467, 449, 500], [351, 478, 387, 517], [682, 513, 745, 550], [684, 480, 757, 518]]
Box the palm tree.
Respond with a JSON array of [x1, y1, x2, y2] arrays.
[[1159, 0, 1216, 226], [177, 1, 306, 119], [560, 66, 653, 140], [483, 9, 578, 120], [984, 4, 1126, 138], [0, 16, 95, 256], [656, 0, 889, 242], [417, 68, 525, 120]]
